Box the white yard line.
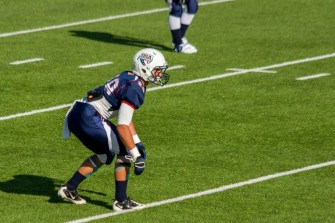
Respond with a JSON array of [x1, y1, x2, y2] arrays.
[[66, 160, 335, 223], [0, 104, 72, 121], [10, 58, 45, 65], [226, 68, 277, 74], [0, 0, 234, 38], [79, 62, 113, 69], [168, 65, 185, 70], [0, 52, 334, 122], [296, 73, 331, 80]]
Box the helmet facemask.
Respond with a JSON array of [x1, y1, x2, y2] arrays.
[[148, 65, 170, 86]]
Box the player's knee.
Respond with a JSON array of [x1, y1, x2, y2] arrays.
[[170, 1, 183, 17], [85, 155, 101, 177], [96, 151, 115, 165], [115, 162, 131, 170], [185, 0, 198, 14], [115, 155, 131, 171]]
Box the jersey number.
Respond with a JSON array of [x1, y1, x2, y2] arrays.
[[105, 78, 120, 96]]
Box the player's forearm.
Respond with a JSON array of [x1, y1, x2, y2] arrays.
[[117, 124, 141, 160], [117, 124, 135, 149], [129, 121, 141, 143], [129, 121, 137, 136]]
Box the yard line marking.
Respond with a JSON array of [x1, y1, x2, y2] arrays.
[[148, 52, 335, 91], [168, 65, 185, 70], [0, 104, 72, 121], [79, 61, 113, 69], [296, 73, 331, 80], [226, 68, 277, 74], [10, 58, 45, 65], [0, 52, 334, 122], [66, 160, 335, 223], [256, 53, 335, 70], [0, 0, 234, 38]]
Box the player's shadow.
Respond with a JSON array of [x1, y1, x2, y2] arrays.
[[69, 30, 171, 51], [0, 174, 113, 209]]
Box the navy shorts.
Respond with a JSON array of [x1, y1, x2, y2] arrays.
[[67, 102, 126, 155]]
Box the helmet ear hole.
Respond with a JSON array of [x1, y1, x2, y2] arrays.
[[141, 69, 147, 74]]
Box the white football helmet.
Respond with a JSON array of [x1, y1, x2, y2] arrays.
[[132, 48, 170, 86]]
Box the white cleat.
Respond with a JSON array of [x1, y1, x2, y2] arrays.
[[171, 37, 189, 46], [58, 185, 86, 205], [113, 198, 145, 211], [172, 37, 198, 54], [175, 42, 198, 54], [181, 37, 189, 44]]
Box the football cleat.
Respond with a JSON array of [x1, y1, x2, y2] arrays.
[[113, 197, 145, 211], [58, 184, 86, 205], [181, 37, 189, 45], [171, 37, 189, 47], [174, 42, 198, 54]]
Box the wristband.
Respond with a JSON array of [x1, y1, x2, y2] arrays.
[[128, 147, 141, 160], [133, 134, 141, 144]]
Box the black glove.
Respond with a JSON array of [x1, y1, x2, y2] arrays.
[[134, 156, 145, 175], [136, 142, 147, 160]]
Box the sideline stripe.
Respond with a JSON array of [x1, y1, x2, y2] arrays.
[[296, 73, 331, 80], [66, 160, 335, 223], [10, 58, 45, 65], [0, 0, 234, 38], [0, 52, 334, 122]]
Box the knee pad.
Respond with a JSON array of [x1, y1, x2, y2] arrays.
[[96, 151, 115, 165], [170, 0, 183, 17], [185, 0, 198, 14], [115, 155, 131, 171], [86, 155, 100, 177]]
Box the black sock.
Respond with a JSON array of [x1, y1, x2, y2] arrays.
[[115, 181, 128, 202], [171, 29, 182, 45], [66, 171, 86, 190], [180, 24, 189, 38]]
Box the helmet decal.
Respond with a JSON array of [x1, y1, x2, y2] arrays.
[[138, 53, 153, 66]]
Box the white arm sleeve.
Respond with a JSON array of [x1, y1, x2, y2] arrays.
[[117, 102, 135, 126]]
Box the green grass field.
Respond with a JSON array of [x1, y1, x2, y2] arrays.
[[0, 0, 334, 222]]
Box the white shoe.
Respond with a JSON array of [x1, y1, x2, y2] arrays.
[[181, 37, 189, 44], [113, 198, 145, 211], [171, 37, 189, 47], [58, 185, 86, 205], [175, 42, 198, 54]]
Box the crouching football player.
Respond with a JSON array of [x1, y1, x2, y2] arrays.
[[58, 48, 169, 211]]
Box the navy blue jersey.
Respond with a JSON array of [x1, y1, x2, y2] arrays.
[[101, 71, 146, 110], [63, 71, 146, 155]]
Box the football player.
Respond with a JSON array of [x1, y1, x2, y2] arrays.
[[58, 48, 169, 211], [167, 0, 198, 54]]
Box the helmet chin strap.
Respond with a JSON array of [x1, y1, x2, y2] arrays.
[[131, 70, 140, 76], [140, 78, 149, 86], [132, 70, 149, 86]]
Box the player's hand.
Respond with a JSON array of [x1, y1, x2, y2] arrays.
[[134, 156, 145, 175], [136, 142, 147, 160]]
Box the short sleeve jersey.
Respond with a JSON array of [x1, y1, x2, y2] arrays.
[[100, 71, 146, 110]]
